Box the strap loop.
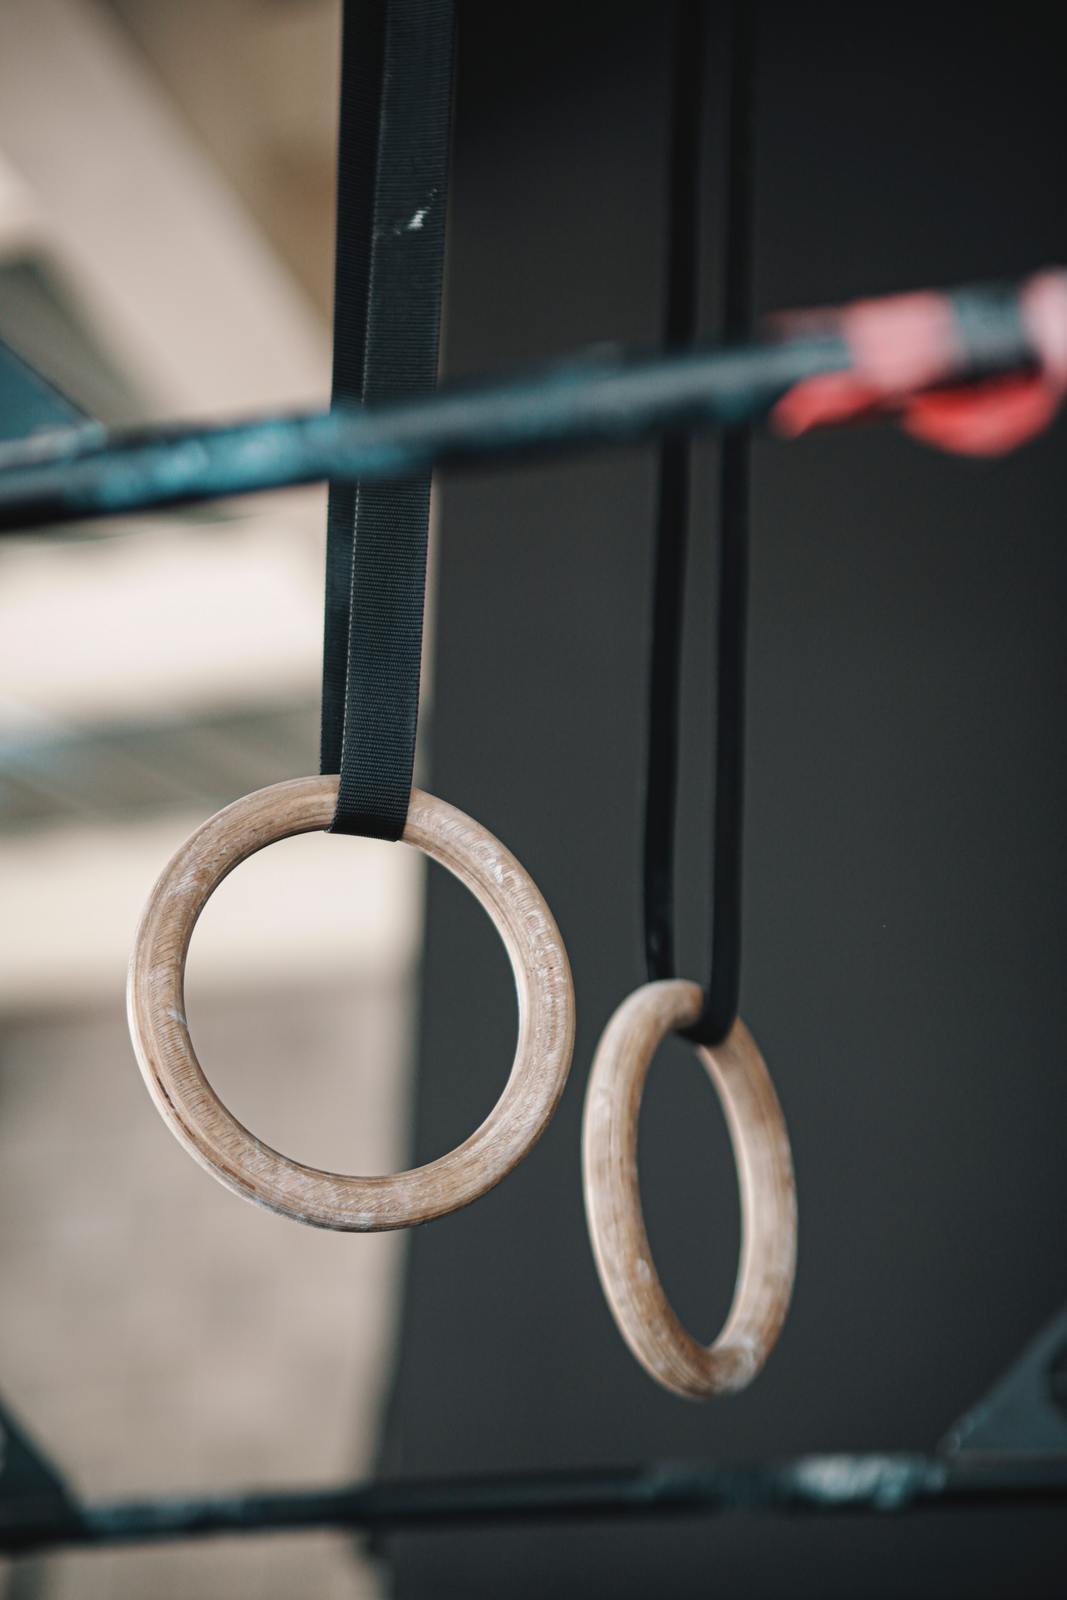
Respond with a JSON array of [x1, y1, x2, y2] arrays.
[[643, 0, 753, 1047], [321, 0, 455, 839]]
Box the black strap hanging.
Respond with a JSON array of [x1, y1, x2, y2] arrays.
[[643, 0, 754, 1046], [321, 0, 456, 839]]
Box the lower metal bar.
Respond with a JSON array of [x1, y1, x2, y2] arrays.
[[4, 1454, 1067, 1555]]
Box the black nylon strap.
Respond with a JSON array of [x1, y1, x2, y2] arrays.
[[321, 0, 455, 839], [643, 0, 754, 1046]]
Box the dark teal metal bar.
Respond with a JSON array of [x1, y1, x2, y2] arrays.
[[0, 336, 848, 532], [0, 276, 1041, 534], [4, 1454, 1067, 1554]]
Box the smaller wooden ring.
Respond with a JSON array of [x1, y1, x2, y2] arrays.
[[582, 980, 796, 1399], [128, 777, 574, 1231]]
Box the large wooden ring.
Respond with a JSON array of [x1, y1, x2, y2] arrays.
[[582, 979, 796, 1398], [128, 777, 574, 1231]]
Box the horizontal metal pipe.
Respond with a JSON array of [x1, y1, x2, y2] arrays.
[[4, 1454, 1066, 1554], [0, 277, 1038, 533], [0, 337, 845, 533]]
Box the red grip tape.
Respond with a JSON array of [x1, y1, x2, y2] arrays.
[[771, 270, 1067, 456]]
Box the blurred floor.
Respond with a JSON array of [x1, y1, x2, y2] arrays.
[[1, 970, 415, 1598]]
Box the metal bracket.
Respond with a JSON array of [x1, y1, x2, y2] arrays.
[[942, 1305, 1067, 1457], [0, 337, 88, 443], [0, 1396, 82, 1550]]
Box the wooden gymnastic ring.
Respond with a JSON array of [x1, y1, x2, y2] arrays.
[[582, 979, 796, 1399], [127, 777, 575, 1231]]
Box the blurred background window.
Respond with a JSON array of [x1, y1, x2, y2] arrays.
[[0, 3, 421, 1595]]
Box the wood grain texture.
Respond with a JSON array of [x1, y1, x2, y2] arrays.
[[127, 777, 575, 1231], [582, 980, 796, 1399]]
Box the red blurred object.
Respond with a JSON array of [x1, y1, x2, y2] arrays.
[[772, 270, 1067, 456]]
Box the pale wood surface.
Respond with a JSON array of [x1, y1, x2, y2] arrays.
[[582, 980, 796, 1399], [128, 777, 575, 1230]]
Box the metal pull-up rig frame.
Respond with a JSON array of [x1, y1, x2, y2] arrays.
[[1, 284, 1067, 1551]]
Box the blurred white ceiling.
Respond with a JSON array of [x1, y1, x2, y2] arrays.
[[0, 0, 426, 1009]]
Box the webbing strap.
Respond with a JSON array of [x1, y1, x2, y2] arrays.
[[643, 0, 754, 1046], [321, 0, 455, 839]]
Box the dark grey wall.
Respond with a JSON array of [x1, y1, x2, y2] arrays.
[[379, 5, 1067, 1594]]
